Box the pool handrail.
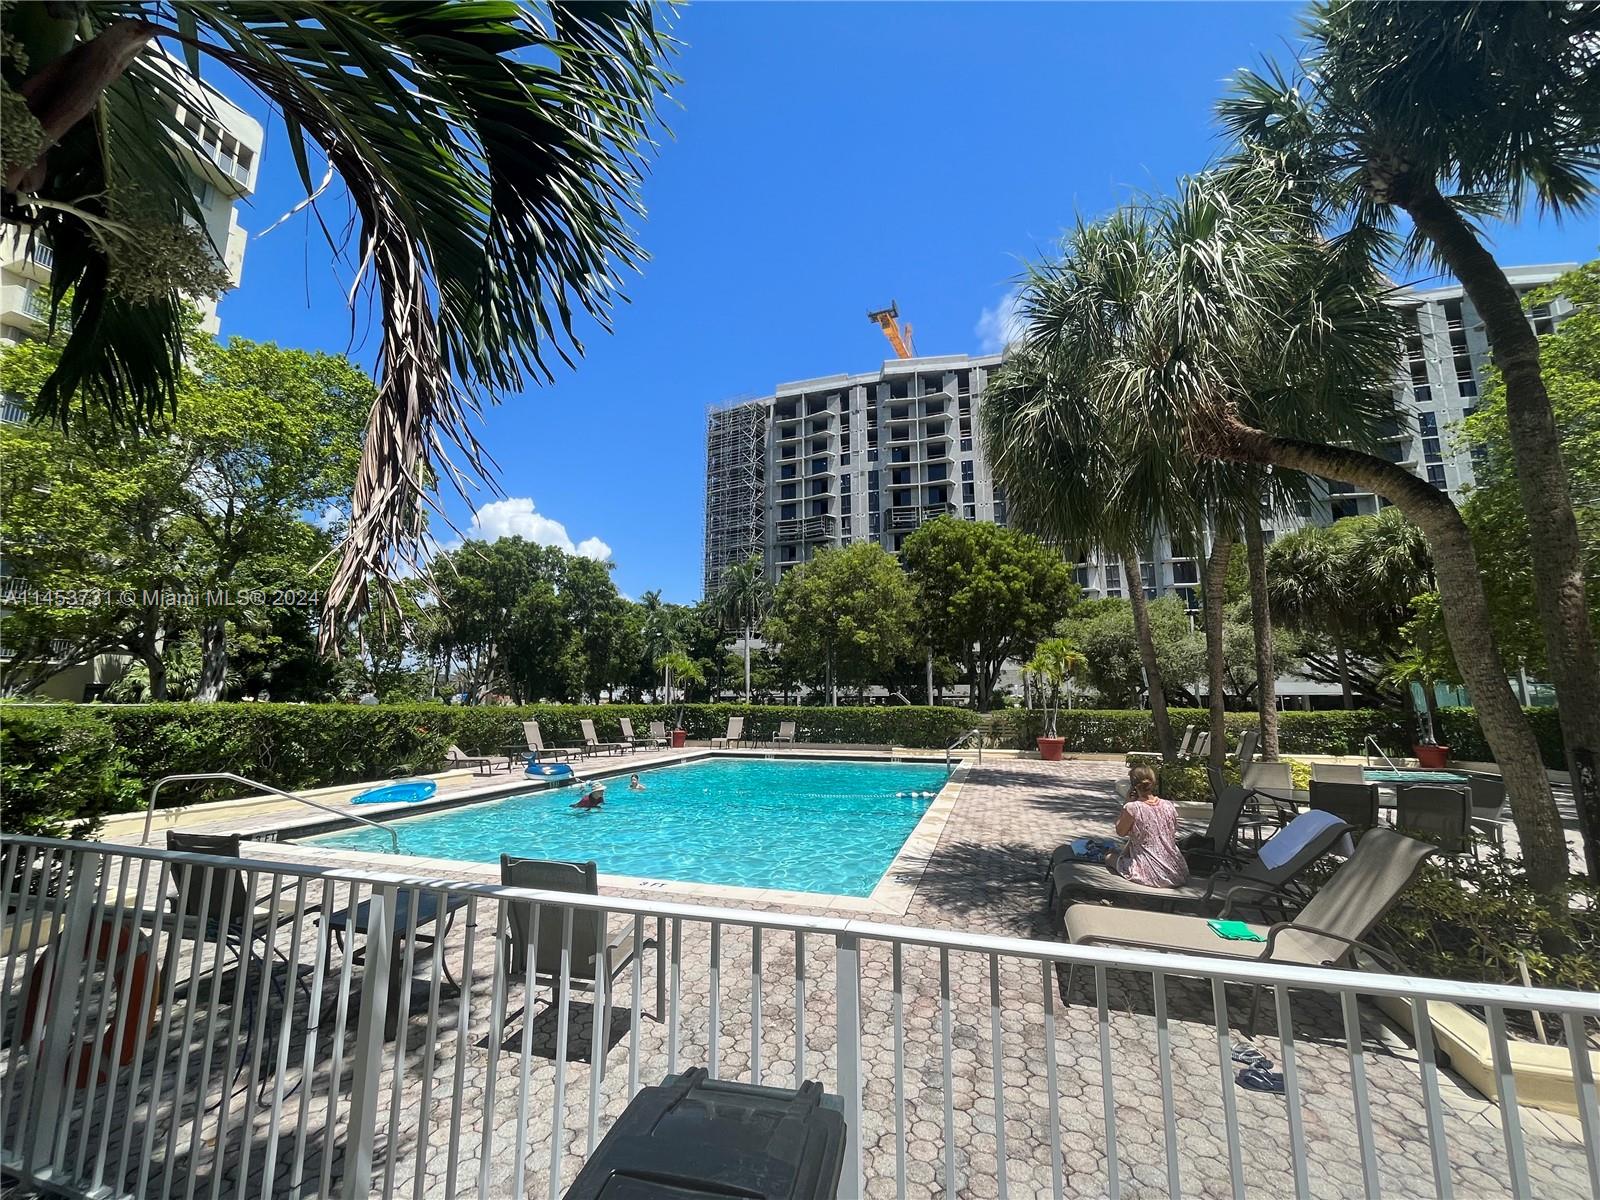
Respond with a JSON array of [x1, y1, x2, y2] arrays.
[[946, 727, 984, 772], [1364, 735, 1400, 772], [140, 771, 402, 855]]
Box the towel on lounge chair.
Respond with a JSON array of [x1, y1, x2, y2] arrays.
[[1256, 809, 1347, 870], [1064, 837, 1119, 862]]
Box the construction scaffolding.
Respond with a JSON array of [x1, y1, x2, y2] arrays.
[[702, 398, 769, 598]]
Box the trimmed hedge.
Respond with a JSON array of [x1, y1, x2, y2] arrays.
[[0, 707, 141, 838], [988, 707, 1411, 756], [1437, 706, 1565, 769]]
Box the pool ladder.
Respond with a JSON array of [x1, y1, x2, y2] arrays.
[[945, 728, 984, 773], [1363, 735, 1400, 771], [140, 771, 403, 855]]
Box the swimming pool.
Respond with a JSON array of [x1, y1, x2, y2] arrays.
[[304, 757, 950, 897]]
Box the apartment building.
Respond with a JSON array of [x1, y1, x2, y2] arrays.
[[703, 265, 1578, 620], [0, 65, 263, 700]]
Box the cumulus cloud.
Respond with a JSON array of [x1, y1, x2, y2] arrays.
[[975, 286, 1026, 354], [468, 497, 613, 561]]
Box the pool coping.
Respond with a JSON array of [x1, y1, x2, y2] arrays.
[[210, 748, 972, 918]]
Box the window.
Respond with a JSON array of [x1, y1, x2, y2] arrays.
[[842, 517, 851, 536], [870, 513, 881, 534], [809, 479, 827, 496], [1458, 378, 1478, 398], [1443, 298, 1464, 329], [892, 489, 912, 507], [926, 487, 947, 505], [779, 464, 796, 480], [891, 468, 911, 486], [1332, 499, 1361, 519], [926, 464, 947, 482], [962, 482, 975, 502], [1105, 565, 1122, 594], [1422, 437, 1442, 463], [868, 470, 880, 491], [868, 449, 879, 462], [963, 504, 976, 520], [1172, 561, 1199, 585], [961, 461, 974, 481], [960, 437, 973, 452], [780, 504, 796, 520], [841, 496, 852, 514], [1427, 464, 1447, 489], [811, 499, 828, 515], [840, 475, 851, 493], [841, 452, 851, 466], [1531, 302, 1555, 336], [780, 484, 797, 500], [1412, 385, 1432, 404], [1419, 412, 1438, 436]]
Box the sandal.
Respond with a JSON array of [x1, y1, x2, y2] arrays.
[[1230, 1045, 1274, 1071], [1236, 1065, 1286, 1094]]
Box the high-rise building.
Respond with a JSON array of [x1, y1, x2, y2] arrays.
[[0, 65, 263, 700], [704, 265, 1579, 612]]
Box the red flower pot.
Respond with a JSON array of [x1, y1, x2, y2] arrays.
[[671, 728, 687, 749], [1037, 736, 1066, 762], [1414, 743, 1450, 768]]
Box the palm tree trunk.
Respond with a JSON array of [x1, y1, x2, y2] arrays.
[[1216, 418, 1569, 891], [743, 620, 752, 703], [1334, 637, 1353, 710], [1397, 177, 1600, 879], [1242, 518, 1279, 759], [1203, 526, 1235, 769], [1122, 549, 1175, 761]]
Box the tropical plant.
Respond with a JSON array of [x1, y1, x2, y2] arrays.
[[711, 555, 772, 703], [2, 1, 676, 635], [1221, 0, 1600, 879], [1025, 637, 1087, 738]]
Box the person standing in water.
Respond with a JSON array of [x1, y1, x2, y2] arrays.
[[628, 774, 645, 791], [572, 782, 606, 810]]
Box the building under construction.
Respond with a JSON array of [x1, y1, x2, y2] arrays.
[[703, 398, 769, 597]]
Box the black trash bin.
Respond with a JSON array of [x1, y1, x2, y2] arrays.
[[562, 1068, 846, 1200]]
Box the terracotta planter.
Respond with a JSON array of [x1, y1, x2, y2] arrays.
[[1414, 743, 1450, 768], [671, 728, 687, 749], [1037, 736, 1066, 762]]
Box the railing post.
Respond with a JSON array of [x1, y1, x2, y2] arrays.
[[834, 931, 864, 1197], [26, 849, 96, 1184], [344, 883, 395, 1200]]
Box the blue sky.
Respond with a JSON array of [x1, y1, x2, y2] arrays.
[[212, 1, 1598, 603]]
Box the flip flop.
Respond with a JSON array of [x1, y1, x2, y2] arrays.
[[1231, 1045, 1274, 1070], [1237, 1065, 1286, 1094]]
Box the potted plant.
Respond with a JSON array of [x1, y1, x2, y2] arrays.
[[1025, 638, 1086, 762]]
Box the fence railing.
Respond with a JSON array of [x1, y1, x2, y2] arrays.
[[2, 835, 1597, 1200]]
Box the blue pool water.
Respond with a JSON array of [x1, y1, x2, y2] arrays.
[[306, 758, 948, 897]]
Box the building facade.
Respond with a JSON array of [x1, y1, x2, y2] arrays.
[[706, 265, 1578, 615], [0, 67, 263, 700]]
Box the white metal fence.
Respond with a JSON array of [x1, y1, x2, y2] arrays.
[[2, 835, 1597, 1200]]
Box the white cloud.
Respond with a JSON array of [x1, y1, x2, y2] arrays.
[[468, 497, 613, 561], [975, 286, 1026, 354]]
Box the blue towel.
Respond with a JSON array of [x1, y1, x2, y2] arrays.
[[1257, 810, 1344, 870], [1067, 837, 1118, 862]]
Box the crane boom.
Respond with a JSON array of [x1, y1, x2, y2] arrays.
[[867, 302, 916, 358]]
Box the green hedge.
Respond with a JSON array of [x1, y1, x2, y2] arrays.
[[988, 707, 1411, 756], [1436, 706, 1565, 769], [0, 707, 141, 838]]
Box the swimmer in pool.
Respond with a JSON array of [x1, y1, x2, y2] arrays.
[[629, 774, 645, 791], [571, 783, 606, 810]]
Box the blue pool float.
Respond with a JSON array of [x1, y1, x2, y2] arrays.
[[353, 780, 438, 805], [526, 761, 576, 782]]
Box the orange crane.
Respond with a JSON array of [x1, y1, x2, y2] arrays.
[[867, 301, 916, 358]]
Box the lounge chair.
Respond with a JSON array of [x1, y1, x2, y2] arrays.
[[1233, 727, 1259, 768], [648, 720, 672, 748], [619, 716, 666, 750], [1395, 783, 1472, 855], [772, 719, 797, 746], [1463, 773, 1512, 854], [444, 744, 496, 775], [1048, 810, 1352, 917], [1308, 779, 1380, 832], [1063, 828, 1437, 1032], [1175, 770, 1254, 871], [1189, 731, 1211, 762], [498, 856, 660, 1026], [521, 720, 583, 764], [1310, 762, 1366, 784], [579, 718, 628, 757], [709, 715, 745, 749]]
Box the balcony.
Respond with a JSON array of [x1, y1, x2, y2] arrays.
[[774, 512, 836, 542], [1, 834, 1591, 1200]]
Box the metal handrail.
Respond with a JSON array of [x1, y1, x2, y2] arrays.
[[1364, 735, 1400, 771], [946, 727, 984, 772], [139, 771, 401, 854]]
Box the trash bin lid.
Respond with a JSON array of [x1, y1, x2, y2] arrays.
[[563, 1068, 846, 1200]]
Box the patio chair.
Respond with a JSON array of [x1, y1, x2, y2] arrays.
[[522, 720, 583, 764], [772, 719, 798, 746], [1174, 724, 1197, 760], [579, 718, 628, 757], [1463, 773, 1512, 854], [1171, 772, 1253, 873], [710, 715, 745, 749], [1395, 784, 1472, 856], [1233, 727, 1259, 768], [1308, 779, 1380, 833], [1242, 761, 1298, 829], [1189, 731, 1211, 762], [1310, 762, 1366, 784], [498, 856, 660, 1028], [648, 720, 671, 747], [1063, 828, 1437, 1033], [1048, 810, 1352, 918], [163, 832, 302, 987], [619, 716, 666, 750], [444, 744, 495, 776]]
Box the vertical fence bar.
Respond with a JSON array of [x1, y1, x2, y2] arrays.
[[26, 849, 95, 1181], [165, 862, 232, 1200], [1485, 1005, 1531, 1200], [478, 902, 510, 1200], [794, 932, 807, 1084], [939, 947, 955, 1200], [57, 849, 110, 1175], [835, 932, 864, 1200], [1095, 966, 1122, 1200], [512, 900, 541, 1199], [1407, 997, 1453, 1200], [62, 850, 119, 1182], [94, 852, 157, 1193], [72, 851, 129, 1181], [197, 868, 263, 1200], [988, 954, 1009, 1200], [587, 907, 608, 1155], [708, 922, 721, 1079], [444, 895, 479, 1200], [750, 927, 763, 1085], [1210, 978, 1243, 1200], [549, 906, 575, 1200], [1152, 971, 1181, 1200], [892, 943, 907, 1200], [291, 876, 339, 1199], [260, 879, 310, 1198], [667, 918, 681, 1076], [1275, 986, 1312, 1200], [1340, 990, 1380, 1200], [320, 880, 364, 1200], [1, 846, 42, 1114], [138, 857, 201, 1200], [1562, 1011, 1600, 1200], [629, 915, 643, 1099], [344, 883, 395, 1200], [384, 888, 423, 1200], [412, 894, 448, 1200]]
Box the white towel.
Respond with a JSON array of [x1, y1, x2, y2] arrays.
[[1257, 810, 1345, 871]]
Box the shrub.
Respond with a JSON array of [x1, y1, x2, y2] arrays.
[[0, 706, 139, 838], [994, 707, 1409, 756], [1436, 706, 1565, 768]]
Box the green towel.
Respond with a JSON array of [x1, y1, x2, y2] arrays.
[[1208, 919, 1265, 943]]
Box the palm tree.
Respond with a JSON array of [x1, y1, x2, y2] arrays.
[[1267, 523, 1362, 707], [711, 555, 771, 703], [2, 2, 675, 636], [1221, 0, 1600, 878]]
